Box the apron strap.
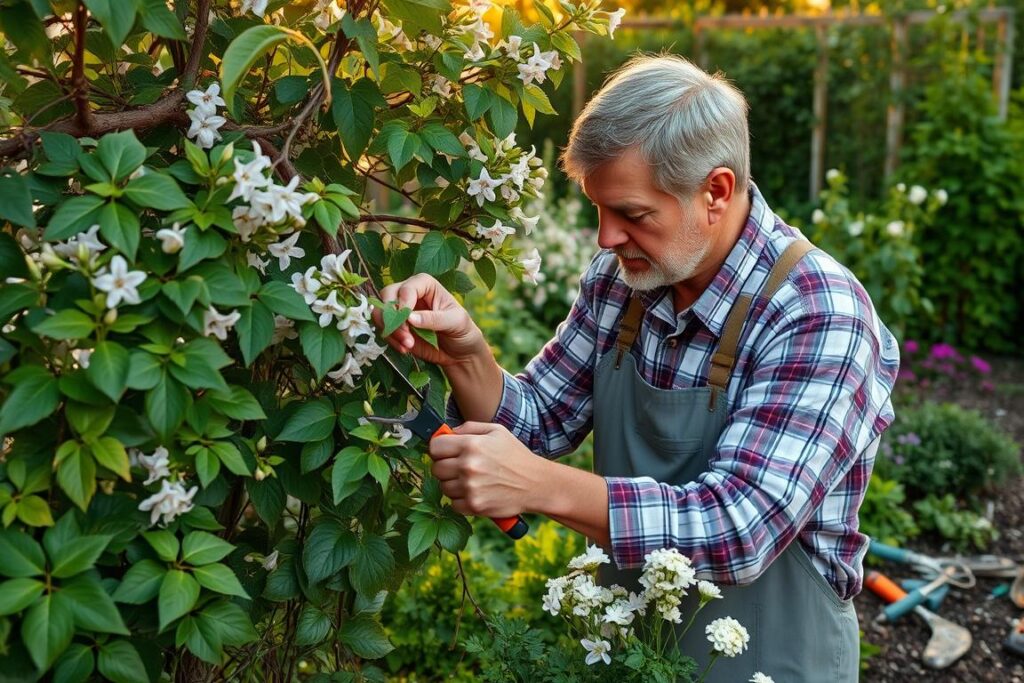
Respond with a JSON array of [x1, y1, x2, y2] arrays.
[[707, 239, 816, 410], [613, 294, 646, 369]]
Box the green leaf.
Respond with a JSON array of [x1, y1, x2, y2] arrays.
[[61, 573, 129, 634], [419, 122, 464, 158], [159, 569, 200, 631], [0, 530, 45, 577], [437, 513, 471, 552], [56, 449, 96, 511], [381, 306, 411, 337], [463, 84, 494, 120], [366, 453, 390, 491], [381, 0, 449, 35], [221, 25, 291, 104], [50, 535, 110, 578], [97, 640, 148, 683], [411, 326, 439, 349], [0, 172, 36, 227], [43, 195, 105, 240], [296, 605, 332, 646], [0, 365, 60, 434], [276, 398, 335, 442], [380, 61, 422, 95], [332, 77, 381, 160], [182, 531, 234, 566], [192, 563, 249, 598], [53, 643, 94, 683], [488, 95, 518, 139], [338, 613, 394, 659], [313, 198, 342, 236], [349, 534, 394, 596], [98, 200, 141, 259], [331, 447, 368, 505], [236, 300, 274, 367], [0, 231, 28, 279], [113, 559, 166, 604], [407, 518, 438, 559], [145, 370, 189, 440], [86, 340, 130, 401], [126, 350, 162, 390], [143, 530, 180, 562], [549, 30, 581, 62], [0, 282, 38, 324], [200, 600, 257, 646], [211, 441, 249, 476], [89, 436, 130, 480], [194, 447, 219, 488], [415, 230, 459, 275], [123, 171, 190, 210], [178, 226, 227, 271], [522, 84, 556, 115], [137, 0, 186, 40], [83, 0, 138, 48], [246, 478, 285, 526], [94, 130, 146, 181], [169, 338, 230, 391], [0, 2, 49, 62], [30, 309, 96, 340], [258, 280, 315, 321], [176, 615, 221, 664], [303, 520, 358, 584], [22, 593, 74, 670], [301, 438, 334, 473], [162, 276, 204, 315], [15, 495, 54, 527], [298, 322, 347, 379], [206, 385, 266, 420], [474, 255, 497, 290], [274, 75, 308, 105], [0, 577, 44, 616]]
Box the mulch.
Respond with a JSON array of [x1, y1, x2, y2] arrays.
[[857, 356, 1024, 682]]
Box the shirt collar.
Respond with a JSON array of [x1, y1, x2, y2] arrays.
[[636, 183, 775, 338]]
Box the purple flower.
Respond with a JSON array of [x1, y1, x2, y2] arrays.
[[981, 380, 996, 392], [897, 433, 922, 446], [893, 455, 906, 466], [930, 343, 960, 361], [897, 369, 917, 383], [903, 340, 919, 354], [970, 356, 991, 374]]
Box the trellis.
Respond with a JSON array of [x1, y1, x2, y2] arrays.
[[572, 8, 1015, 200]]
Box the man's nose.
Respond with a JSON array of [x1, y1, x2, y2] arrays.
[[596, 212, 628, 250]]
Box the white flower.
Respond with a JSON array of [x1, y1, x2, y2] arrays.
[[247, 251, 269, 274], [186, 83, 226, 115], [517, 43, 552, 85], [606, 8, 626, 39], [463, 42, 486, 62], [71, 348, 92, 369], [568, 544, 611, 571], [156, 223, 187, 254], [467, 168, 502, 206], [55, 224, 106, 261], [291, 266, 322, 305], [705, 617, 750, 658], [261, 549, 279, 571], [352, 338, 387, 366], [92, 255, 146, 309], [908, 185, 928, 205], [138, 478, 198, 527], [327, 353, 363, 388], [624, 591, 647, 616], [750, 673, 775, 683], [826, 168, 841, 182], [848, 220, 864, 237], [580, 637, 611, 666], [934, 189, 948, 205], [319, 250, 352, 282], [430, 74, 453, 98], [271, 315, 298, 344], [510, 207, 539, 235], [811, 209, 826, 224], [885, 220, 905, 237], [186, 108, 226, 150], [337, 294, 373, 345], [232, 205, 264, 242], [267, 231, 305, 271], [312, 290, 346, 328], [250, 176, 311, 225], [240, 0, 269, 17], [603, 601, 635, 626], [499, 34, 523, 60], [520, 248, 542, 285], [896, 182, 906, 192], [423, 34, 442, 51], [228, 145, 271, 202], [203, 306, 241, 340], [697, 580, 722, 601], [475, 219, 515, 249], [138, 446, 171, 485], [542, 591, 561, 616]]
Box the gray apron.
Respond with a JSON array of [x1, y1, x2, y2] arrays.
[[593, 241, 858, 682]]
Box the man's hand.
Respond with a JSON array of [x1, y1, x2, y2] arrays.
[[372, 273, 488, 367], [428, 421, 542, 518]]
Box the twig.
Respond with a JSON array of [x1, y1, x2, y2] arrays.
[[357, 214, 438, 230], [361, 172, 422, 207], [72, 1, 96, 133], [451, 551, 490, 649]]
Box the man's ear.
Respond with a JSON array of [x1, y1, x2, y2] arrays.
[[705, 168, 736, 226]]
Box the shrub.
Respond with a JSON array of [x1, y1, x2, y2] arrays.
[[858, 476, 919, 549], [894, 338, 996, 404], [912, 494, 999, 552]]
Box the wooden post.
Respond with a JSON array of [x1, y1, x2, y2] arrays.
[[572, 30, 586, 120], [993, 14, 1015, 121], [884, 17, 908, 182], [810, 23, 829, 201]]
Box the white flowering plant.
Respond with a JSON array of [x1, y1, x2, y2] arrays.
[[0, 0, 623, 679], [466, 545, 772, 682], [805, 169, 946, 341]]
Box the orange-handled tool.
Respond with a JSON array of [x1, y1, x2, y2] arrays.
[[865, 570, 909, 604]]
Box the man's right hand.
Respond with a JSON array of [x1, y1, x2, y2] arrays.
[[372, 273, 489, 368]]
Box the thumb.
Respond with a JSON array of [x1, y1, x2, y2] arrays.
[[408, 308, 463, 333]]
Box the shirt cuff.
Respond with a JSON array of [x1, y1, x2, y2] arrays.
[[490, 369, 533, 442], [606, 476, 673, 570]]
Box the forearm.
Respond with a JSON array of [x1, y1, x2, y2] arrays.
[[444, 351, 505, 423], [526, 457, 611, 548]]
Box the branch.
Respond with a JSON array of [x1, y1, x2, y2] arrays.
[[357, 214, 438, 230], [72, 1, 96, 133], [181, 0, 213, 89]]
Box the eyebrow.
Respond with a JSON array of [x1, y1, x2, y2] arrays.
[[580, 194, 652, 214]]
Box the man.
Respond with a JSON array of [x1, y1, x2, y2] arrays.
[[375, 55, 899, 681]]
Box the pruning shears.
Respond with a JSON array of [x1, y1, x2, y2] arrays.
[[366, 354, 529, 541]]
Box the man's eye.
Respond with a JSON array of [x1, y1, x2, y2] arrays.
[[627, 213, 647, 222]]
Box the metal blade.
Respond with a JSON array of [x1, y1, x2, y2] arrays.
[[377, 351, 425, 402]]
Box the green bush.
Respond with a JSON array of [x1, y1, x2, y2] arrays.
[[912, 494, 999, 552], [873, 402, 1021, 504], [858, 476, 919, 548]]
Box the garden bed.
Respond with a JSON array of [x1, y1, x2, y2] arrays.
[[858, 356, 1024, 682]]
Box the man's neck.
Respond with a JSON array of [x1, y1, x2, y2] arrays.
[[670, 192, 751, 313]]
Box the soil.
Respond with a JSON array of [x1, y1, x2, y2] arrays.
[[857, 356, 1024, 682]]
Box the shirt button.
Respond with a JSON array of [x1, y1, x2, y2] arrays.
[[667, 338, 678, 348]]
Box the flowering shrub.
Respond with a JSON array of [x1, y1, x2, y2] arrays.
[[804, 169, 945, 341], [466, 545, 774, 682], [895, 338, 996, 403], [0, 0, 621, 678]]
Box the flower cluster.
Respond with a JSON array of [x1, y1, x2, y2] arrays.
[[896, 339, 995, 398], [131, 446, 198, 526], [185, 83, 227, 149]]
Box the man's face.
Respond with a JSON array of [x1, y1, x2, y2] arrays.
[[582, 148, 712, 291]]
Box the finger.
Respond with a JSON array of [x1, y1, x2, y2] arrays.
[[449, 498, 471, 516], [407, 308, 463, 333], [452, 421, 499, 436], [430, 458, 461, 481], [427, 433, 463, 460], [438, 479, 466, 500]]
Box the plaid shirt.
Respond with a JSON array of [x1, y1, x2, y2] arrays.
[[487, 186, 899, 600]]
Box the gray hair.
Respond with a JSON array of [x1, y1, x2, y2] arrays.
[[561, 54, 750, 199]]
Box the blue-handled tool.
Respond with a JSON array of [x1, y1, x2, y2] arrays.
[[900, 578, 950, 611], [882, 565, 970, 621]]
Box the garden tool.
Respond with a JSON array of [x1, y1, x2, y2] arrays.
[[864, 570, 972, 669], [1006, 618, 1024, 659], [365, 354, 529, 540], [879, 564, 974, 622], [899, 578, 950, 611], [1012, 564, 1024, 609], [868, 540, 975, 583], [935, 554, 1018, 579]]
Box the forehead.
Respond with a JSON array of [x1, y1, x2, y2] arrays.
[[581, 150, 663, 208]]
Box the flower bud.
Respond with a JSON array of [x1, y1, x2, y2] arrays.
[[103, 308, 118, 325], [77, 242, 91, 265], [254, 466, 267, 481], [363, 400, 373, 416], [39, 244, 65, 269], [257, 436, 268, 452], [24, 254, 41, 281]]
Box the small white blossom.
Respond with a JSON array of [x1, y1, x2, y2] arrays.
[[475, 219, 515, 249], [186, 108, 226, 150], [826, 168, 841, 182], [568, 544, 610, 571], [92, 255, 146, 309], [885, 220, 905, 237], [71, 348, 92, 369], [542, 591, 561, 616], [520, 248, 542, 285], [896, 182, 906, 192], [352, 338, 387, 366], [250, 176, 313, 225], [232, 205, 264, 242], [327, 353, 363, 388], [240, 0, 269, 17], [138, 446, 171, 485], [138, 478, 197, 527], [463, 42, 486, 62], [267, 231, 305, 271], [580, 637, 612, 666], [312, 290, 346, 328], [291, 266, 322, 305], [499, 34, 523, 60], [705, 617, 750, 658], [423, 34, 442, 51], [186, 83, 226, 115], [750, 673, 775, 683], [271, 315, 298, 344], [337, 294, 373, 345], [203, 306, 241, 340], [908, 185, 928, 205], [247, 251, 269, 275], [318, 250, 352, 282], [602, 601, 635, 626], [261, 549, 279, 571], [156, 223, 187, 254], [228, 145, 272, 202], [848, 220, 864, 237], [811, 209, 826, 224], [430, 74, 454, 98], [467, 168, 503, 206], [934, 189, 948, 205], [606, 8, 626, 39], [697, 580, 722, 601], [54, 224, 106, 261]]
